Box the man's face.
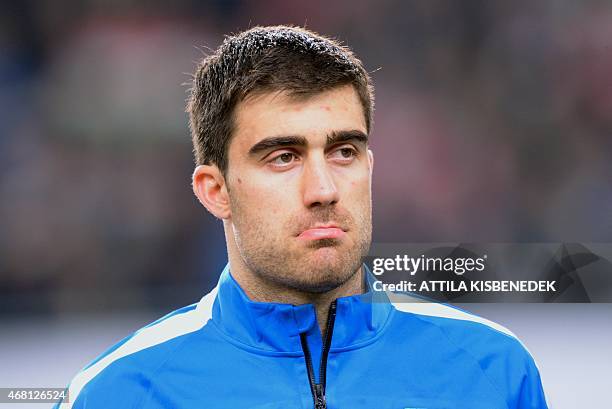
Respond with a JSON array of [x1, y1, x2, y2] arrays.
[[225, 84, 373, 293]]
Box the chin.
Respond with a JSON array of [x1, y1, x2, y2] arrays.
[[293, 259, 355, 293], [291, 275, 344, 294]]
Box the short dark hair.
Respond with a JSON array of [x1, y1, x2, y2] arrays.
[[186, 25, 375, 175]]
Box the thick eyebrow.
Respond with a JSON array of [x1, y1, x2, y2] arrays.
[[326, 130, 369, 147], [248, 136, 308, 156], [247, 129, 369, 157]]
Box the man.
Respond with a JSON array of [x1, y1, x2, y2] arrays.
[[57, 25, 548, 408]]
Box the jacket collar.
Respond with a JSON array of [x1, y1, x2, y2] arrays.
[[208, 263, 393, 354]]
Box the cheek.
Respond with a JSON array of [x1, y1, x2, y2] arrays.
[[234, 181, 287, 219], [345, 171, 371, 194], [343, 174, 372, 213]]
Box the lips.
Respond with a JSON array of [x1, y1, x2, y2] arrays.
[[297, 223, 346, 240]]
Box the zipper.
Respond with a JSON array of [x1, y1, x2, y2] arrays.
[[300, 300, 338, 409]]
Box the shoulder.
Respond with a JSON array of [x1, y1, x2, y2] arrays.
[[57, 288, 218, 409], [390, 295, 526, 351], [387, 293, 548, 408]]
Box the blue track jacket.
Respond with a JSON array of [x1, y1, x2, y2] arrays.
[[56, 263, 548, 408]]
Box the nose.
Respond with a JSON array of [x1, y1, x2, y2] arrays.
[[302, 156, 340, 208]]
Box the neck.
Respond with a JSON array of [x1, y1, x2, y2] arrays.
[[238, 265, 365, 333], [225, 226, 365, 333]]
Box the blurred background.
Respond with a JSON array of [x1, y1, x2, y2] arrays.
[[1, 0, 611, 407]]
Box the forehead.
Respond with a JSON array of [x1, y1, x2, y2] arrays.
[[231, 85, 367, 151]]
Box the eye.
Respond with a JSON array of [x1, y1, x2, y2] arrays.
[[340, 147, 356, 158], [330, 146, 358, 163], [269, 152, 299, 167]]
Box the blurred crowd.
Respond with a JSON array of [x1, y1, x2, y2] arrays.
[[1, 0, 611, 315]]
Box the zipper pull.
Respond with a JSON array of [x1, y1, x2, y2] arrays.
[[314, 383, 326, 409]]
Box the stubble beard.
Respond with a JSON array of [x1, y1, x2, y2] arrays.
[[230, 193, 372, 294]]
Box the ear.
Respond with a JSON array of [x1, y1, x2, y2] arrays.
[[367, 149, 374, 176], [192, 165, 231, 220]]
